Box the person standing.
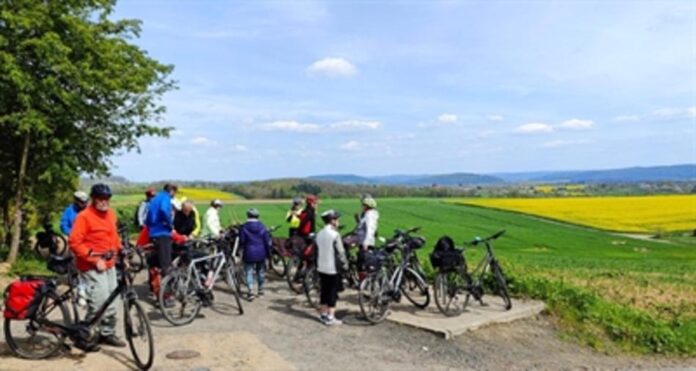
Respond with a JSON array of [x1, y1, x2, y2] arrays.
[[135, 188, 156, 229], [60, 191, 89, 235], [174, 199, 200, 238], [239, 208, 272, 300], [203, 199, 223, 238], [68, 184, 125, 348], [315, 209, 348, 326], [285, 197, 303, 237], [356, 196, 379, 280], [298, 195, 318, 242], [145, 183, 177, 277]]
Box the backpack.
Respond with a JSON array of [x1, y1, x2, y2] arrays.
[[429, 236, 464, 272], [3, 277, 47, 320]]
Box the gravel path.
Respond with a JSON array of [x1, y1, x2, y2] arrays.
[[1, 272, 694, 370]]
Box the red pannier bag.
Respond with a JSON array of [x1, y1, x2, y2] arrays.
[[3, 277, 46, 320]]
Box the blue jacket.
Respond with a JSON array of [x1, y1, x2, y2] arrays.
[[60, 204, 81, 235], [239, 219, 272, 263], [145, 191, 173, 238]]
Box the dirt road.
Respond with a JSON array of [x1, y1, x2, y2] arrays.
[[1, 274, 693, 370]]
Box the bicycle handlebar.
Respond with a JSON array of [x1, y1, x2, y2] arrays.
[[394, 226, 421, 237], [89, 250, 115, 260], [468, 230, 506, 246]]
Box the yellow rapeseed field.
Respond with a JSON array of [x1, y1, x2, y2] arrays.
[[177, 188, 238, 201], [452, 195, 696, 233]]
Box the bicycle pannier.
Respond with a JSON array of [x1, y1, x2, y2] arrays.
[[430, 236, 464, 271], [3, 277, 47, 320]]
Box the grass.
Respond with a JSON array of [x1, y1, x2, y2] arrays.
[[452, 195, 696, 233], [42, 196, 696, 355]]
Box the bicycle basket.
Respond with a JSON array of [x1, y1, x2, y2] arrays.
[[47, 255, 73, 275], [384, 240, 399, 253], [35, 231, 53, 248], [430, 249, 464, 272], [363, 250, 386, 273]]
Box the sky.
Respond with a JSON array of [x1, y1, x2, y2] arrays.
[[111, 0, 696, 182]]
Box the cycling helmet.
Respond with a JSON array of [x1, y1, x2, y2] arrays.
[[211, 199, 223, 207], [171, 199, 182, 211], [73, 191, 88, 203], [362, 196, 377, 209], [292, 197, 302, 206], [145, 187, 156, 198], [90, 183, 112, 198], [247, 208, 260, 218], [306, 195, 318, 204], [321, 209, 341, 224]]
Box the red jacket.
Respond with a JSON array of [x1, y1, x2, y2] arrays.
[[69, 206, 121, 272], [136, 226, 187, 248]]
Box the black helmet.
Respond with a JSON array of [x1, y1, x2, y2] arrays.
[[321, 209, 341, 224], [90, 183, 112, 198]]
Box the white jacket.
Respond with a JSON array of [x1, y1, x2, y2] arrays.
[[203, 207, 221, 238], [356, 209, 379, 247], [316, 225, 348, 275]]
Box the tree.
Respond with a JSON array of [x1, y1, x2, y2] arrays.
[[0, 0, 175, 263]]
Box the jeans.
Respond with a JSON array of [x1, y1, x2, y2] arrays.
[[244, 262, 266, 293], [82, 267, 118, 336]]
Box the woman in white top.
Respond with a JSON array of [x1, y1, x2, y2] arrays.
[[315, 209, 348, 326], [203, 199, 223, 238]]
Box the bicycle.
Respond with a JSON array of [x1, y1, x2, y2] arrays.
[[358, 227, 431, 324], [267, 226, 288, 278], [34, 222, 67, 258], [4, 249, 155, 370], [285, 235, 316, 294], [432, 230, 512, 317], [158, 237, 244, 326]]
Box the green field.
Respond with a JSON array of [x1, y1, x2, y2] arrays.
[[113, 197, 696, 355]]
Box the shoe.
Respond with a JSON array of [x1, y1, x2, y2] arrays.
[[246, 292, 255, 302], [325, 317, 343, 326], [100, 335, 126, 348], [319, 313, 329, 324], [257, 290, 265, 297]]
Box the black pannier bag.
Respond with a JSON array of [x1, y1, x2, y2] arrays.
[[429, 236, 465, 272]]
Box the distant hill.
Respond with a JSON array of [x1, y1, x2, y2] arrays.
[[494, 164, 696, 183], [309, 172, 505, 186]]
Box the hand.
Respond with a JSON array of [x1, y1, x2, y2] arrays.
[[96, 259, 107, 272]]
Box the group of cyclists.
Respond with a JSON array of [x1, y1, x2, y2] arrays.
[[57, 183, 381, 340]]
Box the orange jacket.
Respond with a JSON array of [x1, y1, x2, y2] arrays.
[[69, 206, 122, 272]]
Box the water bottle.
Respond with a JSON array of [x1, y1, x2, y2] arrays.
[[77, 280, 88, 308]]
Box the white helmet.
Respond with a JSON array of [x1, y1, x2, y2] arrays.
[[74, 191, 88, 203], [171, 199, 182, 211]]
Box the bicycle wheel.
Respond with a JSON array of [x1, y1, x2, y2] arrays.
[[433, 270, 467, 316], [124, 298, 154, 370], [159, 270, 202, 326], [358, 272, 390, 324], [400, 268, 430, 309], [286, 257, 304, 294], [303, 268, 320, 309], [34, 234, 67, 259], [4, 290, 70, 359], [224, 263, 244, 315], [269, 252, 287, 278], [126, 246, 146, 273], [490, 261, 512, 310]]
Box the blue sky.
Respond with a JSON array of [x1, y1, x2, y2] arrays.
[[112, 1, 695, 181]]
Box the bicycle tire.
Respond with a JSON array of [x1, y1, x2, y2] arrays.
[[400, 267, 430, 309], [269, 253, 287, 278], [433, 270, 466, 316], [303, 267, 320, 309], [358, 272, 390, 324], [224, 264, 244, 315], [124, 299, 154, 370], [285, 257, 304, 294], [490, 260, 512, 310], [159, 271, 202, 326], [4, 289, 70, 359]]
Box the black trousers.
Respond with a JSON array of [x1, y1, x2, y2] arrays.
[[150, 236, 172, 275], [319, 273, 340, 307]]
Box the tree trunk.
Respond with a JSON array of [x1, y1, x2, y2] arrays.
[[7, 132, 30, 264]]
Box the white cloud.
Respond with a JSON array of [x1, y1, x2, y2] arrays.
[[559, 118, 594, 130], [260, 120, 321, 133], [516, 122, 554, 133], [232, 144, 248, 153], [340, 140, 361, 151], [191, 136, 217, 146], [613, 115, 640, 122], [306, 57, 357, 77], [542, 139, 590, 148], [437, 113, 458, 124], [613, 107, 695, 123], [329, 120, 381, 131], [487, 115, 504, 122], [688, 107, 696, 118]]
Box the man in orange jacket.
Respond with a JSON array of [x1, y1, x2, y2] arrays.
[[69, 183, 125, 348]]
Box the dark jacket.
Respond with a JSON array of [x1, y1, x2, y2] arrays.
[[174, 210, 196, 236], [145, 191, 173, 238], [239, 219, 272, 263]]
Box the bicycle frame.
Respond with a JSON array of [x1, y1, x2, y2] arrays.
[[180, 251, 227, 293], [467, 242, 495, 283]]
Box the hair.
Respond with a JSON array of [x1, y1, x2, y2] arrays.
[[163, 183, 178, 192]]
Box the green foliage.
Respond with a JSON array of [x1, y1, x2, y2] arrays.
[[0, 0, 175, 259]]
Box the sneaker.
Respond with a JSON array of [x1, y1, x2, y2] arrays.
[[325, 317, 343, 326], [319, 313, 329, 324], [246, 292, 255, 302], [257, 290, 265, 297], [99, 335, 126, 348]]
